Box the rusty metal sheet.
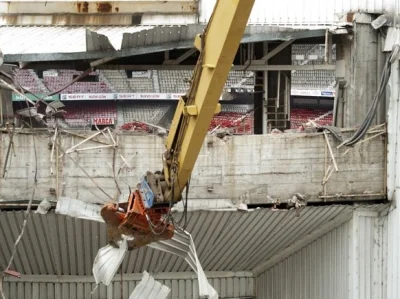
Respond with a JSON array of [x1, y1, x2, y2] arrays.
[[0, 1, 198, 15]]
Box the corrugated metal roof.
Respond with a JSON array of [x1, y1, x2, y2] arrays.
[[201, 0, 394, 26], [0, 25, 155, 54], [0, 204, 388, 276], [1, 25, 328, 62]]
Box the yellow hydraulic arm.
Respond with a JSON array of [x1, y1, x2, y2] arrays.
[[163, 0, 255, 203], [101, 0, 255, 249]]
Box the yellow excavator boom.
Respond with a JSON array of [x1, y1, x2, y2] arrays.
[[164, 0, 256, 202], [101, 0, 256, 249]]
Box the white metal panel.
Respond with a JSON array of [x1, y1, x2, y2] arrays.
[[256, 221, 352, 299], [386, 203, 400, 299], [3, 273, 254, 299], [356, 215, 376, 299], [0, 205, 387, 277], [200, 0, 395, 27], [386, 55, 400, 299], [0, 26, 156, 54]]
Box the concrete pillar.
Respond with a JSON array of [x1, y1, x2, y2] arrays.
[[0, 88, 13, 126], [335, 14, 386, 128]]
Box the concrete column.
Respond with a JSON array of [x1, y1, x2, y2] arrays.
[[0, 88, 13, 125], [335, 14, 386, 128]]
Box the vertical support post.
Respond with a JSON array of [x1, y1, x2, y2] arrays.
[[335, 15, 384, 127], [262, 42, 268, 134], [387, 59, 399, 200]]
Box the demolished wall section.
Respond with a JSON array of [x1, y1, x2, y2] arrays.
[[0, 129, 386, 205]]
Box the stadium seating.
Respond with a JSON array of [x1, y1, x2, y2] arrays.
[[118, 102, 172, 125], [208, 104, 254, 134], [42, 70, 112, 94], [210, 111, 254, 134], [101, 70, 155, 93], [157, 70, 255, 94], [47, 101, 117, 129], [290, 108, 333, 128], [13, 69, 257, 94], [158, 70, 192, 93], [291, 44, 336, 91], [13, 69, 49, 93]]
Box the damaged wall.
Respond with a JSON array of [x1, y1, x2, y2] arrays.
[[0, 129, 386, 206]]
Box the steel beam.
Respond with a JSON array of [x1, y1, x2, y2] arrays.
[[261, 39, 295, 61], [163, 48, 197, 65], [95, 63, 336, 71]]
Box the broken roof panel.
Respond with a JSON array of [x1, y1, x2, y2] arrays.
[[0, 25, 329, 62], [129, 271, 170, 299]]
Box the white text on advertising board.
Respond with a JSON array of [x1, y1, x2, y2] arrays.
[[92, 118, 114, 125]]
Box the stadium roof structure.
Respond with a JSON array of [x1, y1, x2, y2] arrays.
[[1, 25, 331, 64]]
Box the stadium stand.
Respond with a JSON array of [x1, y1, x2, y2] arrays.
[[158, 70, 192, 93], [101, 70, 155, 93], [291, 44, 336, 91], [47, 101, 117, 129], [225, 71, 255, 91], [157, 70, 255, 94], [42, 70, 112, 94], [210, 112, 254, 134], [290, 108, 333, 128], [128, 76, 154, 93], [12, 69, 255, 94], [14, 69, 49, 93], [208, 104, 254, 134], [118, 102, 172, 126]]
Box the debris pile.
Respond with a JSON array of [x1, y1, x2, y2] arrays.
[[120, 121, 151, 132], [209, 112, 253, 134]]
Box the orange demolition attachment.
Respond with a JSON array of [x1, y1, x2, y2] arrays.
[[100, 190, 174, 251], [99, 0, 256, 250]]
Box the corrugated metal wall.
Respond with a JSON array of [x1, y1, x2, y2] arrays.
[[386, 204, 399, 299], [3, 274, 255, 299], [200, 0, 395, 26], [354, 213, 384, 299], [256, 221, 351, 299], [256, 210, 387, 299]]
